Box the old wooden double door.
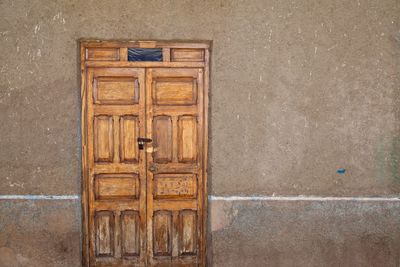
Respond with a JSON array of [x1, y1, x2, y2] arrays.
[[81, 41, 209, 266]]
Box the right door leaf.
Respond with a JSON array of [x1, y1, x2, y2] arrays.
[[146, 67, 204, 266]]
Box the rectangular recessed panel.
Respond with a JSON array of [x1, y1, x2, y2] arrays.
[[94, 76, 139, 105], [154, 174, 197, 199], [179, 210, 197, 256], [171, 48, 204, 62], [153, 116, 172, 163], [153, 78, 197, 105], [86, 48, 120, 61], [153, 211, 172, 256], [128, 48, 162, 61], [94, 116, 114, 163], [95, 174, 139, 200], [178, 116, 197, 163], [121, 210, 140, 257], [120, 116, 139, 163], [95, 211, 115, 257]]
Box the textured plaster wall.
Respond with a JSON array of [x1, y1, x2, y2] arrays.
[[0, 0, 399, 266]]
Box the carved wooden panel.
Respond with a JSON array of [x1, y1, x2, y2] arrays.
[[95, 211, 115, 257], [94, 76, 139, 105], [152, 77, 197, 105], [94, 173, 139, 200], [153, 174, 197, 199], [171, 48, 204, 62], [94, 116, 114, 163], [178, 116, 198, 163], [152, 116, 172, 163], [86, 47, 120, 61], [179, 210, 197, 256], [121, 210, 140, 257], [119, 116, 139, 163], [153, 211, 172, 256]]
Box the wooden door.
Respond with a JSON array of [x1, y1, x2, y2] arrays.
[[85, 67, 147, 266], [81, 40, 209, 267], [146, 68, 205, 266]]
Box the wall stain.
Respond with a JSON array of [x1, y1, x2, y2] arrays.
[[375, 136, 400, 192]]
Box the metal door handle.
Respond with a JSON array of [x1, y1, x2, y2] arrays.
[[137, 137, 152, 150]]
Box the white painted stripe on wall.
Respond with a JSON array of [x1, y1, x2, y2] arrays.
[[0, 195, 400, 201], [210, 196, 400, 201], [0, 195, 80, 200]]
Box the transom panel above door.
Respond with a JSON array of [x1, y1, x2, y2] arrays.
[[81, 40, 210, 267]]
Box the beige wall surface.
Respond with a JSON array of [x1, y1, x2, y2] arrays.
[[0, 0, 399, 266]]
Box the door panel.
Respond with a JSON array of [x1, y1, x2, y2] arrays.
[[119, 115, 139, 163], [179, 210, 197, 256], [178, 115, 198, 163], [95, 211, 115, 257], [152, 77, 197, 105], [94, 76, 139, 105], [146, 68, 204, 266], [94, 173, 139, 200], [121, 210, 140, 257], [87, 67, 146, 266], [153, 211, 173, 256], [152, 116, 173, 163], [153, 173, 197, 200], [94, 116, 114, 163]]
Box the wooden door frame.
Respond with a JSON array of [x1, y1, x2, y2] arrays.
[[80, 40, 211, 266]]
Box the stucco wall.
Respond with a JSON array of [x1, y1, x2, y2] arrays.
[[0, 0, 399, 266]]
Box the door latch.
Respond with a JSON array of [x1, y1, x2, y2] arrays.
[[149, 163, 157, 172], [137, 137, 152, 150]]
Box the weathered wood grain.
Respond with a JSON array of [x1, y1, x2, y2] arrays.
[[81, 40, 210, 266]]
